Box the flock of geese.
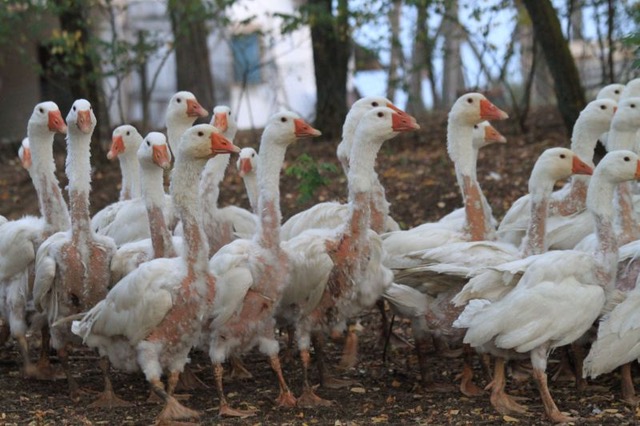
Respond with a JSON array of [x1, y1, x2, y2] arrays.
[[1, 79, 640, 423]]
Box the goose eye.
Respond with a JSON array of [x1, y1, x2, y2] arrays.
[[377, 112, 384, 118], [38, 107, 44, 113], [473, 124, 478, 129], [73, 106, 76, 111], [251, 153, 255, 157], [560, 154, 566, 159], [197, 131, 204, 137], [625, 156, 630, 161], [467, 98, 473, 104], [177, 98, 182, 103], [281, 117, 287, 123], [228, 111, 232, 116], [631, 104, 636, 108], [126, 131, 130, 136], [372, 101, 379, 107], [146, 140, 150, 146], [600, 105, 606, 110], [615, 90, 620, 94]]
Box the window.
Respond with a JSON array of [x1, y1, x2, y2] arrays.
[[231, 33, 262, 85]]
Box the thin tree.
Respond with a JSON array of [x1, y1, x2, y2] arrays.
[[307, 0, 350, 140], [168, 0, 216, 115], [521, 0, 586, 133], [386, 0, 403, 101]]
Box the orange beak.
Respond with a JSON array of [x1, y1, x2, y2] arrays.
[[635, 160, 640, 180], [572, 155, 593, 175], [238, 157, 252, 177], [392, 112, 420, 132], [484, 124, 507, 144], [152, 144, 172, 169], [386, 102, 406, 115], [210, 132, 240, 155], [480, 99, 509, 121], [21, 146, 32, 169], [294, 118, 322, 138], [107, 135, 125, 160], [48, 110, 67, 134], [213, 112, 228, 132], [186, 99, 209, 118], [76, 110, 92, 133]]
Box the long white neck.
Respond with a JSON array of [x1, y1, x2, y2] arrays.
[[27, 124, 70, 234], [521, 171, 557, 256], [166, 118, 192, 156], [588, 174, 620, 291], [337, 112, 359, 176], [66, 129, 93, 241], [141, 162, 175, 259], [254, 138, 286, 250], [243, 171, 259, 213], [119, 151, 141, 200], [199, 154, 229, 211], [346, 132, 385, 248], [608, 126, 637, 152], [171, 154, 209, 274], [448, 120, 490, 241]]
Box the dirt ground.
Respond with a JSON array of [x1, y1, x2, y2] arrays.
[[1, 106, 638, 425]]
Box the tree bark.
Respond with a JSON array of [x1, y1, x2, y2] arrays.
[[308, 0, 350, 140], [441, 0, 465, 109], [386, 0, 402, 101], [168, 0, 215, 115], [53, 0, 108, 157], [521, 0, 586, 134]]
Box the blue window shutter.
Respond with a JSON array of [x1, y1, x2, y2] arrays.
[[232, 33, 261, 84]]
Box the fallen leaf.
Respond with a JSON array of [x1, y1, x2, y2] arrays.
[[503, 415, 519, 422], [350, 387, 366, 394]]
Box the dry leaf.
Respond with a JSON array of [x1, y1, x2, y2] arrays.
[[502, 415, 519, 422], [350, 387, 366, 394]]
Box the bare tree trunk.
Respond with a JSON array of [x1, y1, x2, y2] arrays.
[[607, 0, 615, 82], [308, 0, 350, 140], [168, 0, 215, 115], [53, 0, 108, 159], [441, 0, 465, 109], [406, 2, 425, 115], [521, 0, 586, 133], [386, 0, 402, 101]]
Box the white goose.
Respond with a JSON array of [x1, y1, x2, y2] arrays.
[[0, 103, 68, 379], [455, 150, 640, 423], [106, 124, 143, 201], [199, 105, 256, 255], [277, 106, 419, 406], [497, 98, 617, 249], [71, 125, 240, 423], [382, 94, 509, 271], [236, 147, 259, 213], [109, 132, 178, 283], [34, 99, 123, 407], [280, 96, 406, 241], [205, 112, 320, 417], [597, 83, 625, 102], [91, 91, 207, 245]]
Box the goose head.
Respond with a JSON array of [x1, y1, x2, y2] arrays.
[[610, 98, 640, 134], [472, 121, 506, 150], [211, 105, 238, 141], [355, 106, 420, 142], [29, 101, 67, 135], [237, 147, 258, 178], [449, 93, 508, 125], [178, 124, 240, 162], [529, 147, 592, 192], [593, 150, 640, 184], [578, 98, 617, 131], [166, 91, 208, 123], [18, 137, 31, 169], [262, 111, 321, 147], [596, 83, 625, 102], [139, 132, 172, 170], [621, 78, 640, 100], [108, 125, 143, 160], [66, 99, 96, 135]]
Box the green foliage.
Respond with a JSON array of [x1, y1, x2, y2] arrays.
[[285, 153, 339, 204]]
